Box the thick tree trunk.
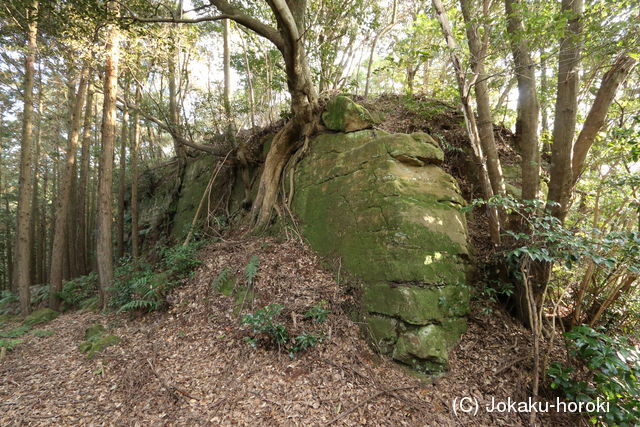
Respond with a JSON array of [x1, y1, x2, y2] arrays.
[[49, 64, 90, 309], [15, 0, 39, 315], [76, 84, 94, 275], [247, 0, 320, 229], [460, 0, 505, 197], [505, 0, 540, 201], [547, 0, 583, 220], [96, 1, 120, 308]]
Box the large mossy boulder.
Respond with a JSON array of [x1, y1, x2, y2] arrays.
[[322, 95, 375, 132], [293, 112, 471, 373]]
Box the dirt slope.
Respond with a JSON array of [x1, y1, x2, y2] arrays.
[[1, 237, 578, 426]]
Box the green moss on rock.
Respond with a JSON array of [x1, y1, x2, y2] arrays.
[[79, 324, 120, 359], [23, 308, 59, 326], [367, 315, 398, 354], [292, 127, 471, 373], [322, 96, 375, 132], [364, 283, 469, 325], [172, 155, 217, 240], [85, 324, 106, 340]]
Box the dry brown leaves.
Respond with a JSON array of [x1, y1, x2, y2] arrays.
[[1, 237, 578, 426]]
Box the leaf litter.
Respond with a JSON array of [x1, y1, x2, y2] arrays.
[[0, 236, 579, 425]]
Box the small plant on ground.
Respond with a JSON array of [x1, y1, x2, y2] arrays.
[[289, 333, 324, 358], [211, 267, 235, 296], [242, 304, 289, 348], [78, 324, 120, 359], [244, 255, 260, 286], [0, 338, 23, 350], [303, 301, 331, 323], [110, 240, 203, 314], [241, 303, 327, 358], [548, 325, 640, 426]]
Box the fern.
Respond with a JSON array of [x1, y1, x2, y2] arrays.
[[244, 256, 260, 286], [0, 338, 23, 351], [0, 290, 17, 307]]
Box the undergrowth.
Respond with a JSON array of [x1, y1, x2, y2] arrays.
[[241, 302, 329, 358]]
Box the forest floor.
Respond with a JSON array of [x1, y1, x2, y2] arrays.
[[0, 236, 581, 426]]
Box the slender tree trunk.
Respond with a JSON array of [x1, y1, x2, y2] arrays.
[[15, 0, 39, 315], [30, 77, 43, 286], [540, 49, 550, 153], [223, 18, 234, 136], [364, 0, 397, 98], [505, 0, 540, 201], [116, 85, 128, 260], [432, 0, 500, 245], [460, 0, 505, 197], [76, 83, 94, 275], [239, 29, 257, 129], [168, 4, 187, 164], [96, 1, 120, 308], [39, 162, 48, 284], [48, 64, 90, 309], [571, 55, 637, 186], [131, 86, 141, 259], [547, 0, 583, 220]]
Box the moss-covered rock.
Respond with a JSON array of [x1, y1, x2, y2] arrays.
[[322, 96, 375, 132], [85, 324, 106, 340], [79, 324, 120, 359], [364, 283, 469, 325], [366, 315, 398, 354], [292, 127, 471, 373], [392, 319, 467, 371], [172, 155, 218, 240], [23, 308, 59, 326]]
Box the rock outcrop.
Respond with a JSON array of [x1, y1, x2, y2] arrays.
[[293, 98, 471, 373]]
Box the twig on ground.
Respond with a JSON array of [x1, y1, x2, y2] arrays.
[[146, 359, 198, 402], [324, 385, 420, 425]]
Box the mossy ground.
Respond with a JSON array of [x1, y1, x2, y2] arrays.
[[78, 324, 120, 359]]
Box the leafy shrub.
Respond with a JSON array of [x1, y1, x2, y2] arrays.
[[548, 326, 640, 425], [58, 272, 98, 309], [110, 265, 166, 313], [110, 240, 203, 313], [241, 303, 326, 358], [303, 301, 331, 323], [242, 304, 289, 348]]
